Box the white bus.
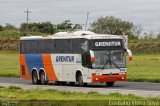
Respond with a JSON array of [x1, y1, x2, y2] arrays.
[[20, 31, 132, 86]]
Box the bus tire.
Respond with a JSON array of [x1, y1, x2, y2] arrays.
[[78, 73, 87, 87], [40, 71, 48, 85], [60, 81, 67, 86], [106, 82, 114, 87], [54, 81, 60, 85], [32, 71, 40, 85], [69, 82, 75, 86]]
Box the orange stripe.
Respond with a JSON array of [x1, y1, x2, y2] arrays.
[[20, 54, 31, 80], [92, 74, 126, 83], [42, 54, 58, 81]]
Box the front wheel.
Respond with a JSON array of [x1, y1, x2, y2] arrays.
[[106, 82, 114, 87], [69, 82, 75, 86], [78, 73, 87, 87]]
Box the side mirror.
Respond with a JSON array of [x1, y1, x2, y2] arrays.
[[90, 50, 95, 63], [126, 49, 133, 61], [82, 50, 94, 68]]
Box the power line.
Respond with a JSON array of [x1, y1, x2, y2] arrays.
[[85, 12, 89, 31], [24, 9, 31, 34]]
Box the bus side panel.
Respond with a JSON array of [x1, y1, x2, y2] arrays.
[[25, 54, 48, 80], [20, 54, 31, 80], [42, 54, 58, 81]]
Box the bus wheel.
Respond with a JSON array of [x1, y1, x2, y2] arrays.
[[60, 81, 67, 86], [32, 71, 40, 85], [54, 81, 60, 85], [69, 82, 75, 86], [106, 82, 114, 87], [40, 71, 48, 85], [78, 73, 87, 87]]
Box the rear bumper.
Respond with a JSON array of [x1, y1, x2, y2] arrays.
[[92, 73, 126, 83]]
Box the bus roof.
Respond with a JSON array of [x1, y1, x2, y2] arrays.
[[20, 31, 125, 40]]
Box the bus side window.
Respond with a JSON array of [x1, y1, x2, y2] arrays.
[[72, 39, 81, 53], [24, 40, 30, 54], [20, 41, 25, 54], [55, 39, 64, 53], [29, 40, 38, 54], [63, 39, 72, 53]]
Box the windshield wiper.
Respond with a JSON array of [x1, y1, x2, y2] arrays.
[[102, 51, 120, 70], [110, 59, 120, 69]]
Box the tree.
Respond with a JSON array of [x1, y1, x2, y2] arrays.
[[56, 20, 72, 32], [20, 22, 56, 34], [0, 25, 2, 31], [3, 23, 17, 30], [72, 24, 82, 31], [90, 16, 137, 39], [20, 23, 27, 32], [56, 20, 82, 32]]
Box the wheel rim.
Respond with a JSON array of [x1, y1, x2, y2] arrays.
[[41, 73, 45, 84], [41, 74, 45, 81]]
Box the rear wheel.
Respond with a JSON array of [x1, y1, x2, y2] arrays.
[[40, 71, 48, 85], [54, 81, 60, 85], [32, 71, 40, 85], [106, 82, 114, 87], [78, 73, 87, 87], [60, 81, 67, 86]]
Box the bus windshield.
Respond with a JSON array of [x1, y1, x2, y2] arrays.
[[92, 50, 126, 69]]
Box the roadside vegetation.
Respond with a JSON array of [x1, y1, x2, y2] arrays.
[[0, 51, 19, 77], [0, 86, 160, 106], [127, 55, 160, 82], [0, 86, 159, 100]]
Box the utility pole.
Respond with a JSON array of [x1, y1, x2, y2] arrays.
[[24, 9, 31, 34], [85, 12, 89, 31]]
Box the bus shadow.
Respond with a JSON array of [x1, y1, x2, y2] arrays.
[[47, 82, 126, 88]]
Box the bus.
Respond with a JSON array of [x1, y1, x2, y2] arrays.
[[20, 31, 132, 86]]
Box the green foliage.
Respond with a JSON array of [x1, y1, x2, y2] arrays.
[[90, 16, 138, 39], [0, 29, 24, 40], [0, 51, 19, 77], [129, 39, 160, 54], [0, 25, 2, 31], [56, 20, 82, 32], [20, 22, 56, 34], [157, 33, 160, 39], [3, 23, 17, 30], [127, 55, 160, 82], [8, 86, 22, 90], [19, 20, 82, 35], [0, 87, 149, 100]]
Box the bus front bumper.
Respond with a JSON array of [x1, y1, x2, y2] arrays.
[[92, 73, 126, 83]]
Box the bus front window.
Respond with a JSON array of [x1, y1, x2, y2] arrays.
[[92, 50, 126, 69]]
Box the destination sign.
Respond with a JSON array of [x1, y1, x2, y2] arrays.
[[90, 39, 124, 50]]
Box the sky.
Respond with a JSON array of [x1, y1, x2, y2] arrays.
[[0, 0, 160, 33]]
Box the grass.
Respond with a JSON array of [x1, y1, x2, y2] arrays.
[[0, 51, 160, 83], [0, 51, 19, 77], [0, 86, 158, 100], [0, 86, 160, 106], [127, 54, 160, 82]]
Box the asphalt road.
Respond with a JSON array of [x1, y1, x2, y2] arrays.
[[0, 77, 160, 97]]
